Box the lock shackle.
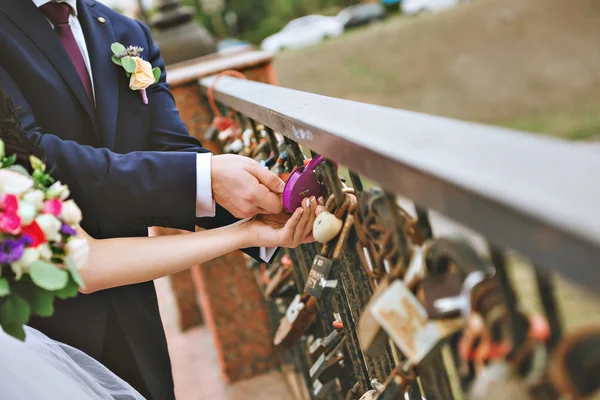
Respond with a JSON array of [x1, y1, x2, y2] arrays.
[[207, 70, 247, 118]]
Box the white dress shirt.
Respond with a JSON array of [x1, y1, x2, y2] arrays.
[[32, 0, 275, 261]]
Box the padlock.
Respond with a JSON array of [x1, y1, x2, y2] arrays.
[[549, 326, 600, 400], [224, 138, 244, 154], [313, 211, 343, 243], [358, 390, 378, 400], [418, 271, 465, 319], [204, 124, 219, 142], [358, 244, 428, 357], [310, 351, 345, 383], [468, 362, 534, 400], [304, 193, 356, 299], [217, 124, 239, 143], [273, 150, 292, 181], [368, 278, 464, 364], [282, 155, 337, 213], [273, 293, 318, 349], [213, 115, 234, 131], [264, 262, 293, 299], [312, 378, 337, 399], [241, 128, 254, 148], [308, 329, 345, 361]]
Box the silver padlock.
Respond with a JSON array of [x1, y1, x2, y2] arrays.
[[468, 362, 533, 400], [358, 390, 379, 400]]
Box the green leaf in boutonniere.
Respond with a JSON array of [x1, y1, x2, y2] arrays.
[[111, 42, 126, 56], [121, 56, 136, 73], [152, 67, 160, 84], [112, 55, 122, 66]]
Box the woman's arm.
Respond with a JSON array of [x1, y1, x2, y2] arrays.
[[79, 197, 321, 294], [79, 224, 243, 294]]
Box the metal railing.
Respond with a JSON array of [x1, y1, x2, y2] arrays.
[[198, 75, 600, 400]]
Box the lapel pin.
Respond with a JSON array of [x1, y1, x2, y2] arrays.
[[97, 17, 106, 23]]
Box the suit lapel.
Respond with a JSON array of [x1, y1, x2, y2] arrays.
[[78, 0, 119, 149], [0, 0, 99, 135]]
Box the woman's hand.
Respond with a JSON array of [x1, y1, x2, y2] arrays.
[[241, 196, 325, 249]]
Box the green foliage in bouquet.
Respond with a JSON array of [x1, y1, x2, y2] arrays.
[[0, 144, 87, 340]]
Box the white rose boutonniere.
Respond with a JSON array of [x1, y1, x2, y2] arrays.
[[110, 42, 160, 104]]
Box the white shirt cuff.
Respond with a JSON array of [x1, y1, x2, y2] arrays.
[[196, 153, 216, 218], [260, 247, 278, 263]]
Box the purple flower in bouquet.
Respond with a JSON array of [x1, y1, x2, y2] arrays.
[[0, 239, 25, 264], [60, 223, 77, 236]]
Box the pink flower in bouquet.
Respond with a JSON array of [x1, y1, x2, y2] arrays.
[[21, 221, 47, 248], [0, 194, 18, 213], [0, 211, 21, 235], [42, 199, 62, 217]]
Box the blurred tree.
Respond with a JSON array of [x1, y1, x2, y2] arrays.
[[181, 0, 364, 43]]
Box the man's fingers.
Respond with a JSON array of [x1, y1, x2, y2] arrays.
[[248, 162, 286, 194], [253, 185, 283, 214], [261, 212, 290, 227]]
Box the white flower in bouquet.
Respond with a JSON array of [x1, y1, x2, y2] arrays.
[[17, 200, 37, 226], [46, 181, 70, 201], [23, 189, 45, 210], [10, 248, 40, 279], [60, 200, 82, 225], [35, 214, 62, 242], [65, 238, 90, 270], [0, 169, 34, 195], [37, 243, 53, 261]]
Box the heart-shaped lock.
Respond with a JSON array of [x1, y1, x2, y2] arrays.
[[213, 116, 233, 131], [282, 155, 336, 213]]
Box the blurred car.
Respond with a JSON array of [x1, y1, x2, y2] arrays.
[[401, 0, 461, 15], [217, 38, 251, 51], [217, 38, 252, 55], [261, 15, 344, 53], [337, 3, 387, 29]]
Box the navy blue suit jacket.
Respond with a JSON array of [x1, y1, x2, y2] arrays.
[[0, 0, 259, 398]]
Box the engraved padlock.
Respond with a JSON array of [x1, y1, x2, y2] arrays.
[[282, 155, 336, 213], [273, 293, 318, 349]]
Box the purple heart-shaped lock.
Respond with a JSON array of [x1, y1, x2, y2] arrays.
[[282, 155, 336, 213]]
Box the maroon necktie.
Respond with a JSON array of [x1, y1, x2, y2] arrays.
[[40, 1, 95, 105]]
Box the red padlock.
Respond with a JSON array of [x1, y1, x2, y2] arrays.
[[213, 116, 233, 132]]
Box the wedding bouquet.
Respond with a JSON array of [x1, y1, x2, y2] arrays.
[[0, 139, 88, 340]]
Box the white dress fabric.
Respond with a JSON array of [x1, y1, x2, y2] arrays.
[[0, 326, 144, 400]]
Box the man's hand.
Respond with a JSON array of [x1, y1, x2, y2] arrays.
[[211, 154, 285, 218]]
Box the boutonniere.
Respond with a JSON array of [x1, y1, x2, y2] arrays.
[[110, 42, 160, 104]]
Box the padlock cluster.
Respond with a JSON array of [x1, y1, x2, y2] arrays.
[[205, 105, 600, 400]]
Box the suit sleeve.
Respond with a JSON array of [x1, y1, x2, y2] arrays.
[[0, 63, 199, 232], [137, 22, 275, 262]]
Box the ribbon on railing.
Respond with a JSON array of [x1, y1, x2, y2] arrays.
[[207, 70, 247, 131]]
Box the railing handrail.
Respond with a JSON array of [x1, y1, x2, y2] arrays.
[[198, 75, 600, 291]]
